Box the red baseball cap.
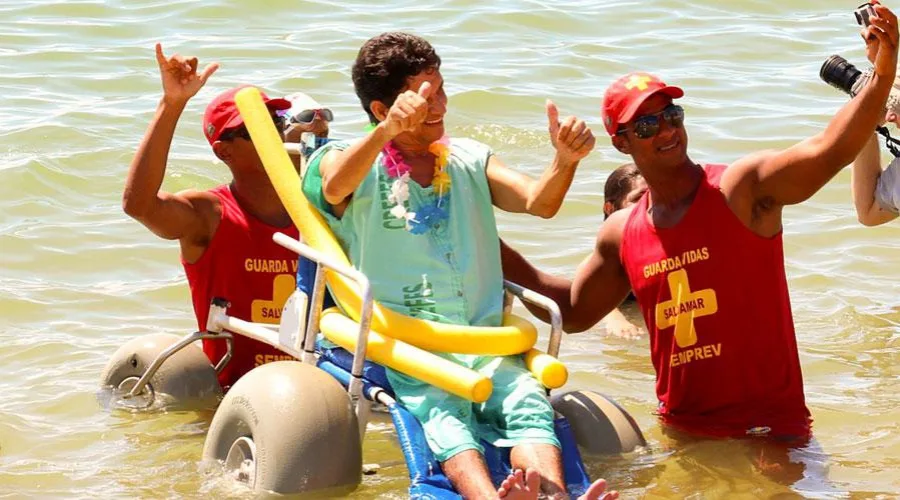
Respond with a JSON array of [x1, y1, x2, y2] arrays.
[[202, 85, 291, 145], [601, 72, 684, 136]]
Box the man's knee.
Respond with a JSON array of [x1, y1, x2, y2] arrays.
[[390, 380, 481, 462]]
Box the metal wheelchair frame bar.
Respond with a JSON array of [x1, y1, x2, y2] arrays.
[[503, 280, 564, 358], [124, 331, 233, 400]]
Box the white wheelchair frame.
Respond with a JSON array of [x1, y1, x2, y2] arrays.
[[121, 232, 565, 442]]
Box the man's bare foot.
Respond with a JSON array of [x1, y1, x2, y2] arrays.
[[577, 478, 619, 500], [497, 468, 540, 499]]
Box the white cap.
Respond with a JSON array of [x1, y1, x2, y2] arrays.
[[284, 92, 324, 117]]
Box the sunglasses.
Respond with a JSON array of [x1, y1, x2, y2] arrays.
[[290, 108, 334, 125], [220, 113, 285, 142], [617, 104, 685, 140]]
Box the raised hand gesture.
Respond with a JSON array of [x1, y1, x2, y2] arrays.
[[382, 81, 432, 138], [155, 43, 219, 107], [862, 2, 900, 81], [546, 100, 595, 164]]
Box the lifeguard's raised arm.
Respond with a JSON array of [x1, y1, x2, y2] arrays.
[[724, 6, 899, 226], [123, 44, 219, 251]]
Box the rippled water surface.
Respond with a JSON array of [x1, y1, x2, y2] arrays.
[[1, 0, 898, 498]]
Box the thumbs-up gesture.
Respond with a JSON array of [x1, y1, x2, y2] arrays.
[[382, 81, 433, 139], [546, 100, 595, 163], [155, 43, 219, 107]]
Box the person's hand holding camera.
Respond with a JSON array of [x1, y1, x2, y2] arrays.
[[858, 1, 900, 82]]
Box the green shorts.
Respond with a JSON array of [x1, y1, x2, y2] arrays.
[[386, 353, 560, 463]]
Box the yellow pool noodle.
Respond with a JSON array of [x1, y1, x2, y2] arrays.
[[234, 87, 538, 356], [524, 348, 568, 389], [320, 308, 492, 403]]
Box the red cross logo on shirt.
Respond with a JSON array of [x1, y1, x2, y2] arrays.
[[654, 269, 718, 348]]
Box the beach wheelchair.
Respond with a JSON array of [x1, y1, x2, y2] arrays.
[[100, 231, 646, 497]]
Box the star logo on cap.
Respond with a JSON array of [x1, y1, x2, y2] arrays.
[[625, 74, 652, 91]]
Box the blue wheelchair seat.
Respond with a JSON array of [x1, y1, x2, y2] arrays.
[[317, 343, 394, 397], [316, 344, 593, 499]]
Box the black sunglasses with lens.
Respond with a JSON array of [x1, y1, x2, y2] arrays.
[[220, 113, 285, 141], [291, 108, 334, 125], [617, 104, 685, 140]]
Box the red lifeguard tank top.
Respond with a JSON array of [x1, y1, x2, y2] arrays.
[[183, 184, 300, 390], [619, 164, 811, 438]]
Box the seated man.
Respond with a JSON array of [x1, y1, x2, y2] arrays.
[[123, 44, 300, 391], [302, 32, 609, 500]]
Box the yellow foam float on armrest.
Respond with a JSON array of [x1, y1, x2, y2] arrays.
[[524, 348, 568, 389], [319, 308, 492, 403]]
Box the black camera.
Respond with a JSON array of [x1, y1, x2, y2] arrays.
[[820, 54, 900, 158], [855, 2, 876, 27], [820, 55, 866, 96]]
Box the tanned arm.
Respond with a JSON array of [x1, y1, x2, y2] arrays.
[[501, 209, 633, 332], [319, 82, 432, 213], [723, 5, 899, 235], [487, 101, 595, 218], [123, 43, 219, 262]]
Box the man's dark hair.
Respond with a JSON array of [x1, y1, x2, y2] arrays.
[[352, 32, 441, 124], [604, 163, 642, 220]]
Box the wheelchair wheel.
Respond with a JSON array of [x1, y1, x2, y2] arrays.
[[551, 389, 646, 454], [202, 361, 362, 495], [100, 333, 221, 409]]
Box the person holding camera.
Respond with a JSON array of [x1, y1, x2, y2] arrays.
[[851, 115, 900, 226], [502, 1, 899, 444], [852, 15, 900, 226]]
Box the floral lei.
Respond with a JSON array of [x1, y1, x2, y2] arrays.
[[383, 135, 451, 235]]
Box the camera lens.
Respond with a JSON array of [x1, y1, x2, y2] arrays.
[[820, 55, 863, 95]]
